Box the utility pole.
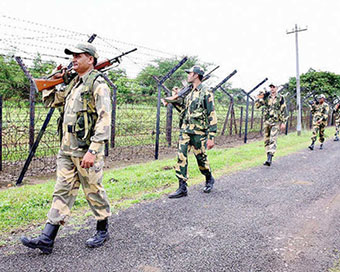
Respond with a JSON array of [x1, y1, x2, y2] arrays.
[[287, 24, 307, 136]]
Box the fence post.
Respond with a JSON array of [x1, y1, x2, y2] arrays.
[[221, 102, 231, 136], [16, 108, 55, 185], [260, 108, 264, 136], [239, 107, 243, 138], [155, 84, 162, 159], [250, 101, 254, 129], [101, 73, 117, 150], [15, 57, 36, 151], [166, 104, 173, 147], [290, 110, 293, 129], [0, 95, 2, 171], [240, 78, 267, 143], [154, 57, 188, 159]]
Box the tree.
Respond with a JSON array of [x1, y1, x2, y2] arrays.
[[286, 69, 340, 102], [136, 56, 212, 96]]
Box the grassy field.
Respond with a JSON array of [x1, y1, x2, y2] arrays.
[[0, 127, 335, 240], [2, 102, 268, 161]]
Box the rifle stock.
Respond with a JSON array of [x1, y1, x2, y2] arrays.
[[35, 78, 64, 92], [34, 47, 137, 92]]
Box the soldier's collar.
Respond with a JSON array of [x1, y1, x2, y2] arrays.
[[79, 69, 95, 84], [193, 83, 203, 91]]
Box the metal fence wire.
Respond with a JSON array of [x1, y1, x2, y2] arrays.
[[0, 91, 326, 185]]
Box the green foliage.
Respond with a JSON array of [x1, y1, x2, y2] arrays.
[[136, 56, 211, 96], [286, 69, 340, 102], [0, 54, 56, 100], [0, 55, 29, 99]]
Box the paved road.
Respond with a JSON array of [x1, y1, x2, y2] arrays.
[[1, 140, 340, 272]]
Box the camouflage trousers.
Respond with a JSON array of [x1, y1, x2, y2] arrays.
[[47, 151, 111, 225], [175, 132, 211, 181], [263, 122, 279, 155], [311, 123, 326, 143], [335, 117, 340, 136]]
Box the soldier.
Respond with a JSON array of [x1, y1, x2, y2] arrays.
[[255, 84, 288, 166], [308, 94, 329, 150], [333, 99, 340, 141], [162, 66, 217, 198], [20, 43, 112, 254]]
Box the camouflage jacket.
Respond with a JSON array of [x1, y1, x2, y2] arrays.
[[42, 69, 112, 157], [310, 102, 329, 126], [172, 84, 217, 140], [255, 94, 288, 124]]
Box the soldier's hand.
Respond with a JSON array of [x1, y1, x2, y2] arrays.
[[207, 139, 215, 150], [280, 123, 286, 132], [81, 152, 96, 168], [51, 66, 66, 80], [161, 98, 168, 107], [172, 87, 180, 96]]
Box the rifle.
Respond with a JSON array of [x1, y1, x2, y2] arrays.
[[163, 65, 220, 103], [34, 48, 137, 91]]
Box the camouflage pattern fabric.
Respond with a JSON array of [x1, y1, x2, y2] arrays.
[[42, 69, 112, 225], [43, 70, 112, 157], [263, 123, 279, 154], [171, 84, 217, 140], [175, 132, 210, 181], [47, 152, 111, 225], [255, 94, 288, 124], [333, 104, 340, 137], [310, 102, 329, 143], [255, 94, 288, 154], [311, 124, 326, 143]]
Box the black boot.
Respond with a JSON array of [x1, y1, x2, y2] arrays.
[[334, 136, 339, 141], [308, 140, 315, 150], [168, 180, 188, 199], [86, 218, 109, 248], [203, 173, 215, 193], [320, 143, 323, 150], [21, 223, 60, 254], [263, 153, 273, 166]]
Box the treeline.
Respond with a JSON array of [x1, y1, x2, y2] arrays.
[[1, 54, 340, 104]]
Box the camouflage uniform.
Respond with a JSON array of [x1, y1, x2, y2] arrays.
[[172, 84, 217, 181], [310, 102, 329, 143], [43, 69, 111, 225], [255, 93, 288, 155], [333, 104, 340, 140]]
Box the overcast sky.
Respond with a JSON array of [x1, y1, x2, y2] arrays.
[[1, 0, 340, 91]]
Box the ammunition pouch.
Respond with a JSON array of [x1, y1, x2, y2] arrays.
[[74, 110, 97, 149]]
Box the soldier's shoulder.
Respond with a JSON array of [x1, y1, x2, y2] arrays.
[[93, 75, 109, 89]]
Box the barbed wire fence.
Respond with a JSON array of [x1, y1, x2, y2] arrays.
[[0, 15, 318, 186]]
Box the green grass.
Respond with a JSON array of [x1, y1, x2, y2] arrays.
[[0, 127, 335, 238]]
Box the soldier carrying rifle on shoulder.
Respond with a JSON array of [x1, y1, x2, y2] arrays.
[[255, 83, 288, 166], [21, 43, 112, 254], [308, 94, 329, 150], [162, 66, 217, 198], [332, 98, 340, 141]]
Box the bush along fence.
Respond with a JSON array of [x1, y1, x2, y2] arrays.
[[0, 57, 335, 185]]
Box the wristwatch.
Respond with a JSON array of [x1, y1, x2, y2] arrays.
[[88, 149, 97, 155]]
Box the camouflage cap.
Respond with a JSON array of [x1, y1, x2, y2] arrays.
[[64, 43, 99, 59], [318, 94, 326, 99], [185, 66, 205, 76]]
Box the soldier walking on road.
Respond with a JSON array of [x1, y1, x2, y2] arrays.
[[308, 94, 329, 150], [255, 84, 288, 166], [333, 99, 340, 141], [21, 43, 112, 254], [163, 66, 217, 198]]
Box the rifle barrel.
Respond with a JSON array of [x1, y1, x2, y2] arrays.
[[109, 48, 137, 64]]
